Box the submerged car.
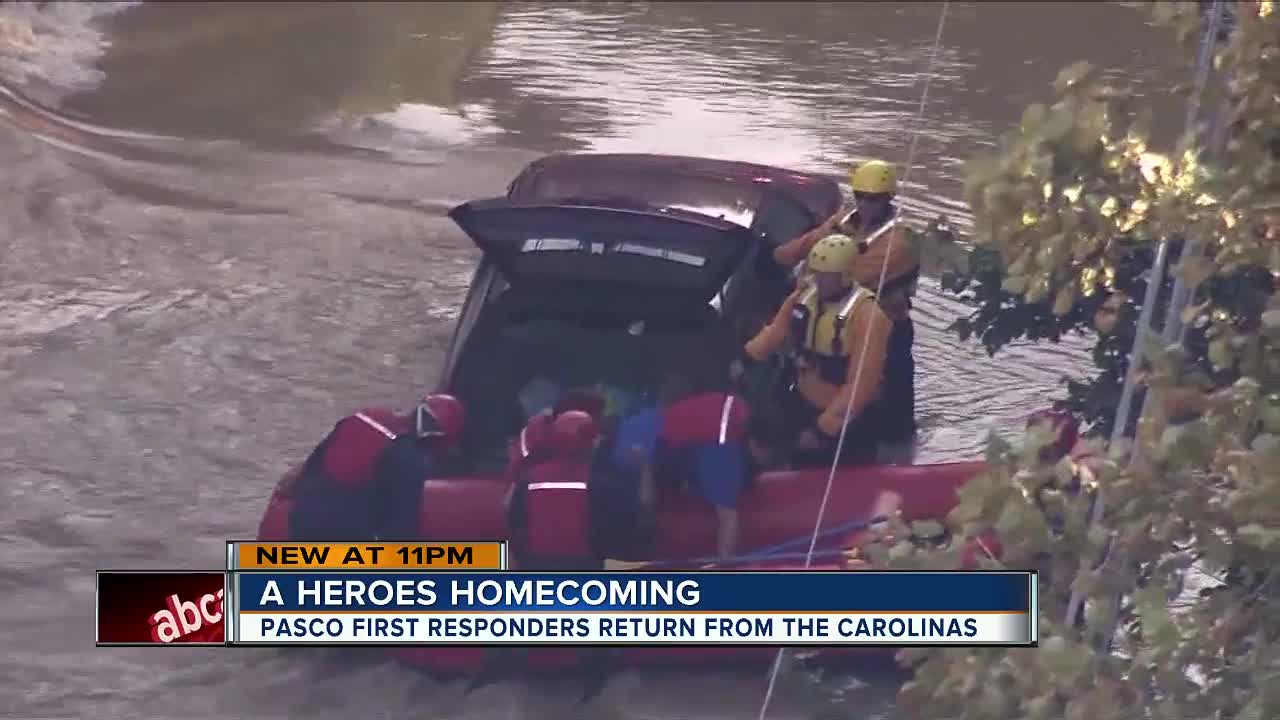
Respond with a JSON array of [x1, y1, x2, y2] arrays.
[[444, 152, 842, 466], [257, 153, 985, 671]]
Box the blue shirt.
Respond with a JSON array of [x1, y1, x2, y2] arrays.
[[610, 406, 662, 473]]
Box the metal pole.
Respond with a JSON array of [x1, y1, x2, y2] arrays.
[[1155, 0, 1228, 347]]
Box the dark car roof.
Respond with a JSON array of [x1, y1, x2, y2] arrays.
[[507, 153, 842, 227]]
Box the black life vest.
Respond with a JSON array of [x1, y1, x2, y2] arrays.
[[289, 424, 432, 542], [368, 434, 433, 540]]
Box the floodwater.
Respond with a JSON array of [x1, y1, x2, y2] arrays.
[[0, 2, 1189, 718]]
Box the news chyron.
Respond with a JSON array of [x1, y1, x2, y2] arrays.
[[98, 541, 1037, 648], [94, 542, 502, 646]]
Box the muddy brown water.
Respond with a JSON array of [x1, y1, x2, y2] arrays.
[[1, 2, 1188, 718]]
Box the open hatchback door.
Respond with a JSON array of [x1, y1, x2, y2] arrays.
[[448, 198, 756, 303]]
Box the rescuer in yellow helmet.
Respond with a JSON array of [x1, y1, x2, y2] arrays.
[[771, 159, 919, 457], [776, 160, 901, 269], [739, 233, 892, 467]]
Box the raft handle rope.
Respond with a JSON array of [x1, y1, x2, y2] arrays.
[[756, 3, 951, 719], [637, 513, 892, 570], [1063, 0, 1226, 635]]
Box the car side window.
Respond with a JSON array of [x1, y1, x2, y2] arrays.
[[752, 188, 817, 248], [439, 259, 505, 388]]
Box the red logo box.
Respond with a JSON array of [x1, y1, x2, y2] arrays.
[[96, 571, 226, 646]]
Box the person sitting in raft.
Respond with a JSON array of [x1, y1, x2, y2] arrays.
[[772, 159, 921, 461], [735, 233, 893, 468], [289, 394, 466, 541], [505, 410, 607, 571], [489, 410, 617, 700]]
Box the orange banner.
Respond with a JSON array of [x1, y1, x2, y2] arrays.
[[229, 542, 504, 570]]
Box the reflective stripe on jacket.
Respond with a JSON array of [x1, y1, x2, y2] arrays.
[[520, 461, 591, 558]]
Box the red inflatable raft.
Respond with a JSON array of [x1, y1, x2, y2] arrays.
[[253, 153, 1003, 673], [256, 459, 992, 672]]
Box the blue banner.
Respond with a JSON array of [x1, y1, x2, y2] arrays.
[[234, 571, 1032, 613]]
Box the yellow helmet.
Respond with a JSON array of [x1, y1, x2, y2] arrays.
[[849, 160, 897, 195], [807, 234, 859, 275]]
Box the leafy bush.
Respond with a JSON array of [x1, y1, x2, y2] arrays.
[[863, 3, 1280, 719]]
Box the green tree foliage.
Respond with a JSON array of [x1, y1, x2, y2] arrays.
[[926, 2, 1279, 439], [862, 2, 1280, 719]]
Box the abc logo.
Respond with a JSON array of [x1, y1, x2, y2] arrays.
[[148, 589, 225, 643]]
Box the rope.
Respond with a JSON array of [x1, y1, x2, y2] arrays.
[[639, 514, 891, 569], [756, 4, 951, 718], [648, 547, 861, 570], [1063, 0, 1226, 631]]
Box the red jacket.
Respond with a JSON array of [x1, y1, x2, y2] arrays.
[[520, 458, 592, 559], [660, 392, 750, 448], [320, 409, 411, 489], [289, 408, 417, 542]]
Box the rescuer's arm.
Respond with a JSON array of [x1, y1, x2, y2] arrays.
[[773, 211, 842, 268], [815, 301, 892, 437], [743, 288, 803, 362]]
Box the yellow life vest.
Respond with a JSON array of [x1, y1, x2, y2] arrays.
[[789, 284, 876, 384]]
